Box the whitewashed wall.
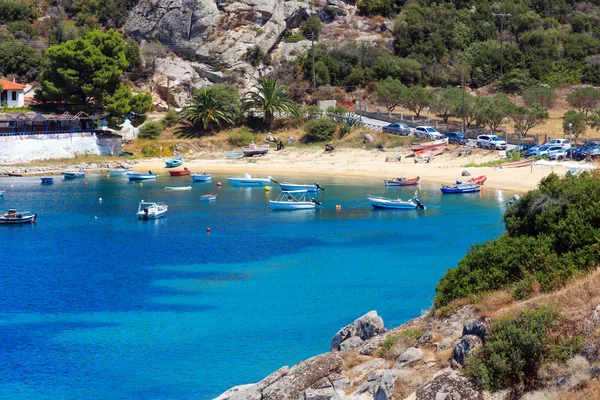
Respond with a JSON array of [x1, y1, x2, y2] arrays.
[[0, 133, 122, 164]]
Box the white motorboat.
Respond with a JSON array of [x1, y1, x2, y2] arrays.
[[367, 195, 426, 210], [269, 190, 322, 210], [272, 178, 324, 192], [0, 209, 37, 224], [227, 173, 273, 187], [136, 201, 168, 220], [165, 186, 192, 191]]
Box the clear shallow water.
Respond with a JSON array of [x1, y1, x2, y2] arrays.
[[0, 173, 507, 399]]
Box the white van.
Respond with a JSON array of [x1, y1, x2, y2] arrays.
[[545, 139, 571, 148]]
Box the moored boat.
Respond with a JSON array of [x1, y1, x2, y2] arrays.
[[128, 173, 157, 181], [384, 176, 420, 186], [165, 157, 184, 168], [41, 177, 53, 184], [62, 169, 85, 179], [136, 201, 168, 220], [468, 175, 487, 185], [0, 209, 37, 224], [440, 182, 481, 194], [367, 195, 425, 210], [242, 144, 269, 157], [410, 138, 449, 151], [272, 178, 324, 192], [169, 169, 190, 176], [165, 186, 192, 191], [227, 173, 273, 187], [269, 190, 321, 210], [500, 159, 533, 169], [191, 173, 212, 182], [200, 194, 217, 201]]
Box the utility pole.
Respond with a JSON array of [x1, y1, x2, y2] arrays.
[[357, 84, 362, 121], [166, 76, 170, 111], [492, 13, 511, 77], [461, 70, 466, 134]]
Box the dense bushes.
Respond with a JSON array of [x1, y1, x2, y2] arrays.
[[465, 307, 582, 392], [435, 173, 600, 307], [0, 0, 36, 23], [227, 130, 254, 147], [304, 119, 336, 142], [138, 122, 163, 139]]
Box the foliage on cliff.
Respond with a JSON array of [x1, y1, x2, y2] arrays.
[[435, 172, 600, 308]]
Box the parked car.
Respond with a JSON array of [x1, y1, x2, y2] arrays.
[[548, 148, 570, 160], [507, 143, 534, 156], [444, 132, 467, 145], [544, 138, 571, 148], [382, 122, 411, 135], [414, 126, 443, 139], [587, 144, 600, 159], [477, 135, 507, 150], [524, 145, 540, 157], [538, 145, 563, 158], [569, 147, 587, 161]]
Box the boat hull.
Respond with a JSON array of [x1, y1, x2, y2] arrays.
[[108, 170, 131, 176], [165, 158, 184, 168], [410, 138, 448, 151], [136, 211, 167, 219], [191, 174, 212, 182], [41, 177, 53, 184], [279, 183, 319, 192], [200, 194, 217, 201], [128, 174, 157, 181], [169, 170, 190, 176], [384, 177, 420, 186], [468, 175, 487, 185], [165, 186, 192, 191], [367, 196, 421, 209], [500, 159, 533, 169], [440, 186, 481, 194], [227, 178, 271, 187], [269, 201, 316, 210], [63, 172, 85, 179], [243, 149, 269, 157], [0, 214, 36, 224]]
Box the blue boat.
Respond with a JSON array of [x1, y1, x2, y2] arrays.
[[440, 182, 481, 194], [191, 173, 212, 182], [41, 177, 53, 184], [165, 158, 184, 168], [128, 173, 157, 181]]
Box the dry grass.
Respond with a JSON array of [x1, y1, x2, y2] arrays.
[[565, 377, 600, 399], [473, 289, 515, 317], [342, 350, 372, 372]]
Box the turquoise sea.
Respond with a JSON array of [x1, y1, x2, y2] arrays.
[[0, 173, 507, 399]]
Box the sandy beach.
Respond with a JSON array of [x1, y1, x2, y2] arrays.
[[128, 146, 583, 193]]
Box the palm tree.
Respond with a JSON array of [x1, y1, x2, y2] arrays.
[[180, 88, 234, 131], [242, 78, 298, 130]]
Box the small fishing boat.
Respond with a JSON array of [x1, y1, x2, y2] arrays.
[[41, 177, 53, 184], [108, 169, 132, 176], [440, 182, 481, 194], [200, 194, 217, 201], [384, 176, 421, 186], [500, 159, 533, 169], [128, 173, 157, 181], [0, 209, 37, 224], [367, 195, 425, 210], [191, 173, 212, 182], [415, 146, 446, 157], [169, 169, 190, 176], [165, 186, 192, 191], [410, 138, 448, 152], [242, 144, 270, 157], [468, 175, 487, 185], [165, 157, 184, 168], [270, 190, 321, 210], [62, 170, 85, 179], [136, 201, 168, 220], [271, 178, 324, 192], [227, 173, 273, 187]]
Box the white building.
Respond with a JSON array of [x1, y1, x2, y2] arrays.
[[0, 78, 25, 108]]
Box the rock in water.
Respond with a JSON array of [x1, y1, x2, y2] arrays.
[[330, 310, 385, 351]]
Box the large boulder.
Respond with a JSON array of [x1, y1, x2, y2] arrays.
[[452, 335, 483, 368], [261, 352, 344, 400], [331, 311, 385, 351], [396, 347, 423, 367], [214, 366, 289, 400], [415, 368, 484, 400], [462, 317, 492, 342]]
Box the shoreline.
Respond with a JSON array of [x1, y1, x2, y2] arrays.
[[0, 147, 582, 193]]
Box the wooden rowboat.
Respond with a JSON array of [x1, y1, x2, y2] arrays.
[[384, 176, 421, 186], [410, 138, 448, 152], [500, 159, 533, 169]]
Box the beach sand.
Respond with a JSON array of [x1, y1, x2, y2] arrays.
[[131, 147, 580, 193]]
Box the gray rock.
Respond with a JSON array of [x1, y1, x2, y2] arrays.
[[416, 329, 433, 348], [396, 347, 423, 366], [415, 368, 484, 400], [462, 317, 491, 342], [581, 341, 599, 362], [349, 358, 385, 378], [374, 370, 398, 400], [436, 338, 452, 350], [261, 352, 343, 400], [339, 336, 363, 351], [590, 365, 600, 379], [355, 370, 398, 398], [591, 304, 600, 325], [213, 366, 289, 400], [452, 335, 483, 368], [331, 310, 385, 351]]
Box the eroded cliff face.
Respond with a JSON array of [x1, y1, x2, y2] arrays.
[[125, 0, 316, 70]]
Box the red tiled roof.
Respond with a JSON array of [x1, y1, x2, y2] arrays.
[[0, 79, 25, 90]]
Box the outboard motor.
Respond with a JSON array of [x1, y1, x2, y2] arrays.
[[143, 207, 149, 220], [315, 182, 324, 191], [311, 198, 322, 206], [414, 198, 425, 210]]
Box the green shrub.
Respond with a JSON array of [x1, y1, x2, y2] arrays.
[[379, 335, 399, 359], [465, 307, 558, 392], [227, 129, 255, 147], [304, 119, 336, 143], [399, 329, 424, 341], [339, 124, 351, 138], [162, 109, 179, 128], [138, 121, 163, 139], [141, 145, 157, 157], [284, 30, 306, 43]]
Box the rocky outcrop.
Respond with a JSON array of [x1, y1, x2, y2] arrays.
[[415, 368, 484, 400], [331, 310, 386, 351], [396, 347, 423, 367], [452, 335, 483, 368], [462, 317, 492, 342]]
